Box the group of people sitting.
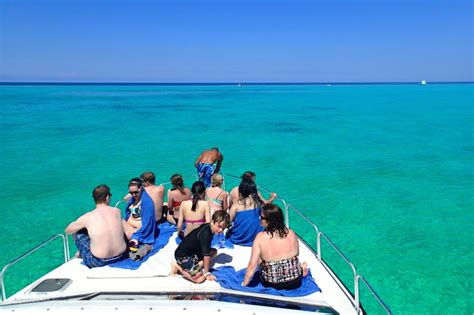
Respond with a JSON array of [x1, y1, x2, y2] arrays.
[[65, 148, 308, 290]]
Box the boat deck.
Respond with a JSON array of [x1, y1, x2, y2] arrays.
[[2, 229, 358, 314]]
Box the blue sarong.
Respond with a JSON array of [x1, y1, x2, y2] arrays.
[[227, 208, 263, 246], [212, 266, 321, 296], [196, 162, 215, 188]]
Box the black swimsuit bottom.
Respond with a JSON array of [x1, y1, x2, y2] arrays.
[[260, 274, 303, 290]]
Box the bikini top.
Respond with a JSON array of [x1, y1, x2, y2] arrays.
[[172, 200, 182, 208], [207, 191, 224, 207], [129, 201, 142, 219]]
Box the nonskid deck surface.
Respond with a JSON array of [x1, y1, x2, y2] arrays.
[[3, 231, 358, 314]]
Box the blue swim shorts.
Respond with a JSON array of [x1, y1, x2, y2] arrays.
[[75, 230, 127, 268]]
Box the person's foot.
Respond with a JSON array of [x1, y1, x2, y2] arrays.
[[302, 262, 309, 277]]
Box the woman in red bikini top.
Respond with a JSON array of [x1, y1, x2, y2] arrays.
[[177, 181, 211, 237], [166, 174, 192, 225]]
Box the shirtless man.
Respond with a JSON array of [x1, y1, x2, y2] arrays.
[[65, 185, 127, 268], [228, 171, 277, 208], [194, 147, 224, 188], [140, 171, 165, 222]]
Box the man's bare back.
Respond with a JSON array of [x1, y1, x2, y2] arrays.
[[194, 148, 223, 172], [144, 185, 165, 221], [66, 205, 126, 259]]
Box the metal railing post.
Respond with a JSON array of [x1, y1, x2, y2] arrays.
[[1, 234, 69, 301], [1, 272, 5, 301], [317, 231, 322, 260], [282, 199, 289, 228], [357, 275, 392, 314]]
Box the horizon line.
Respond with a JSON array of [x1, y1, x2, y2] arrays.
[[0, 80, 473, 86]]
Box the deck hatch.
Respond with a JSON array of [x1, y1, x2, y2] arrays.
[[30, 278, 72, 293]]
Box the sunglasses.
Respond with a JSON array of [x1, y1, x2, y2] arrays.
[[129, 190, 140, 195]]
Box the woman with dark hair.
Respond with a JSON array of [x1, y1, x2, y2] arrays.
[[228, 171, 277, 208], [227, 180, 264, 246], [242, 203, 308, 289], [177, 181, 211, 237], [166, 174, 192, 225]]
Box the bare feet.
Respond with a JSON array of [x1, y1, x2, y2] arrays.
[[169, 261, 180, 276], [302, 262, 309, 277]]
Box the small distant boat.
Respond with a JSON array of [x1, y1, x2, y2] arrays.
[[420, 80, 427, 85], [237, 83, 242, 87]]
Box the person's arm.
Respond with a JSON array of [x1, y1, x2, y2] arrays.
[[228, 187, 237, 209], [222, 191, 228, 211], [123, 193, 132, 202], [215, 154, 223, 173], [242, 233, 262, 286], [176, 203, 184, 236], [156, 186, 165, 220], [65, 214, 87, 234], [257, 191, 277, 205], [204, 203, 211, 223], [194, 153, 203, 167], [202, 255, 211, 274], [229, 204, 237, 222]]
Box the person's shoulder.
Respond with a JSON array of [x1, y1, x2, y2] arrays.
[[254, 231, 267, 243]]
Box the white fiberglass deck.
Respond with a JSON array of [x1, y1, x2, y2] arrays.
[[1, 229, 358, 314]]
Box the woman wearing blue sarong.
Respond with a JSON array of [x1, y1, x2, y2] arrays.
[[227, 180, 263, 246]]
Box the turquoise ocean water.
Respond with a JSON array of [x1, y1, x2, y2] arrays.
[[0, 83, 472, 313]]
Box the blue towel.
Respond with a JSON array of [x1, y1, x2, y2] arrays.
[[227, 208, 264, 246], [108, 222, 176, 270], [212, 266, 321, 296], [124, 190, 157, 245], [211, 233, 234, 249]]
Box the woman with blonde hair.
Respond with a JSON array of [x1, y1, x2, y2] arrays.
[[206, 173, 228, 215]]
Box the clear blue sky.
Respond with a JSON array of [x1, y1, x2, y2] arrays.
[[0, 0, 472, 82]]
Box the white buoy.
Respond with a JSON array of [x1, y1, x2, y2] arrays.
[[421, 80, 427, 85]]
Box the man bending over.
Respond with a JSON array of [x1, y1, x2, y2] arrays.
[[194, 147, 224, 188]]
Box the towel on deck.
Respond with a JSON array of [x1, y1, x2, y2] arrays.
[[108, 221, 176, 270], [211, 233, 234, 249], [212, 266, 321, 297], [227, 208, 264, 246]]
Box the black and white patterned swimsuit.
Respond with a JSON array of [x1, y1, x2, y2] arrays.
[[260, 255, 302, 284]]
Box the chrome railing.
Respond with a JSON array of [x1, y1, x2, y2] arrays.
[[357, 275, 393, 314], [0, 233, 70, 301], [224, 172, 390, 314]]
